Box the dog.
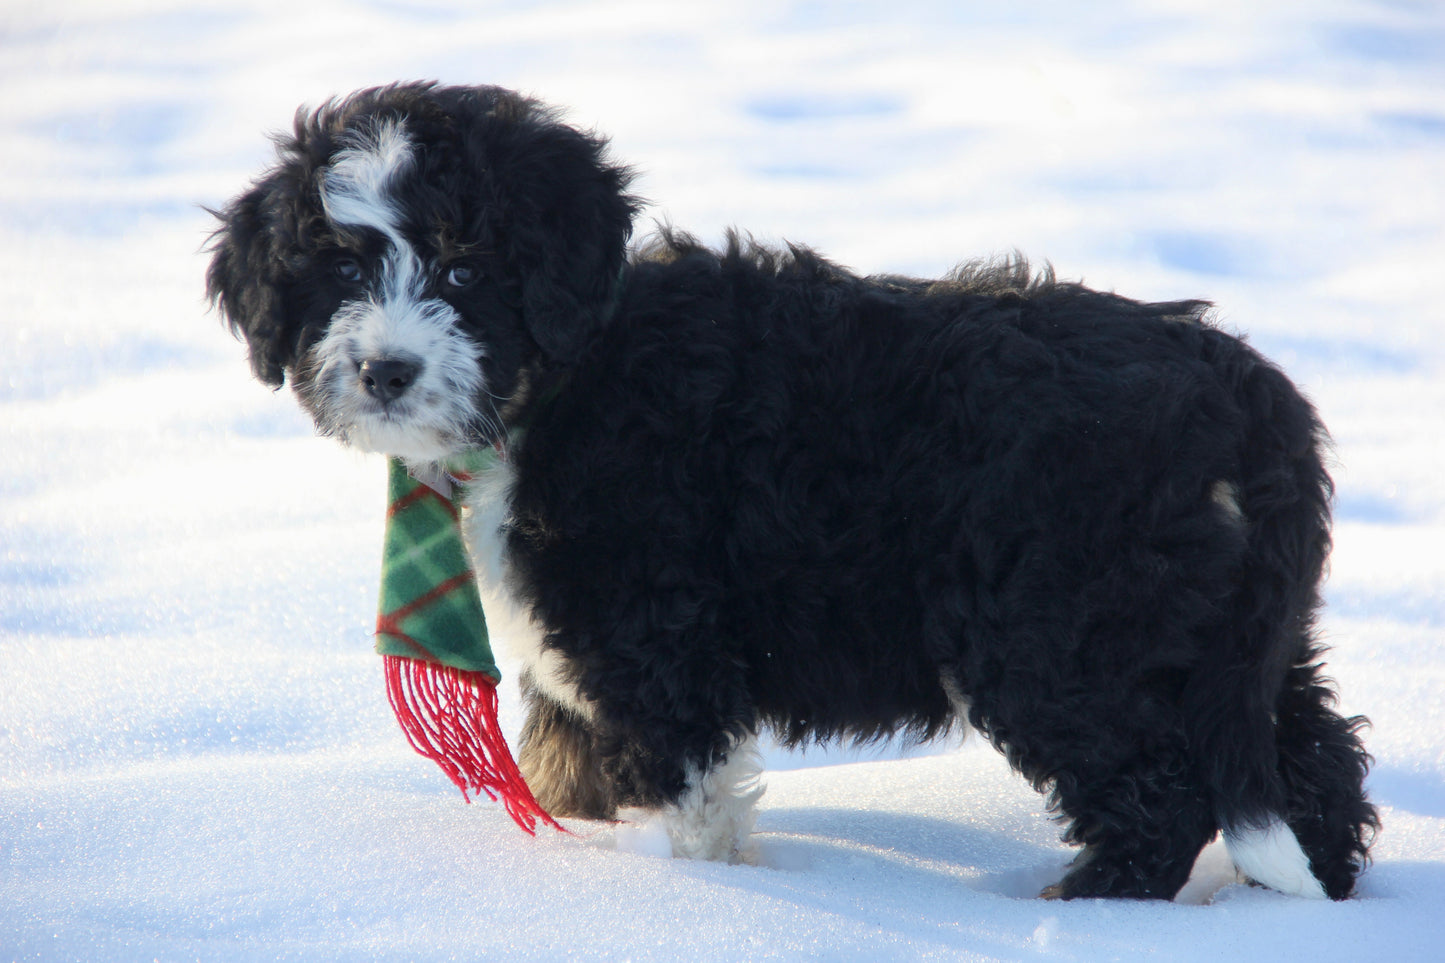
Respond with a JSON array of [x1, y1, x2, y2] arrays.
[[206, 82, 1377, 900]]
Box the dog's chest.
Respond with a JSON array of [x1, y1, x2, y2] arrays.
[[459, 457, 592, 717], [459, 457, 517, 592]]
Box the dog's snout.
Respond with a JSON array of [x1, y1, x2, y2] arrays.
[[358, 358, 420, 402]]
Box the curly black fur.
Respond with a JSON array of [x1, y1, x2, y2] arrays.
[[207, 82, 1377, 900], [206, 83, 636, 392]]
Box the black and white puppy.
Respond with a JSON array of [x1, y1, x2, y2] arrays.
[[207, 82, 1376, 900]]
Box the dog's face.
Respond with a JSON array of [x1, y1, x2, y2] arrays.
[[207, 83, 635, 461]]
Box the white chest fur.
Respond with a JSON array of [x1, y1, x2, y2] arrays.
[[459, 457, 594, 719]]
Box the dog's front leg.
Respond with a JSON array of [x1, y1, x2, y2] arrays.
[[516, 671, 764, 862], [605, 729, 764, 864], [527, 668, 764, 862]]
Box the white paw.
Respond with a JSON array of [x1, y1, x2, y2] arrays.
[[611, 738, 766, 864], [1223, 820, 1327, 900]]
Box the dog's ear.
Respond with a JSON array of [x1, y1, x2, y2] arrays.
[[205, 172, 297, 388], [483, 102, 637, 364]]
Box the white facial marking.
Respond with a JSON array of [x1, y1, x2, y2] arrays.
[[322, 118, 425, 302], [304, 295, 486, 461], [304, 120, 489, 461], [321, 119, 413, 236]]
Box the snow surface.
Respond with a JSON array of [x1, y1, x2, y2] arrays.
[[3, 0, 1444, 959]]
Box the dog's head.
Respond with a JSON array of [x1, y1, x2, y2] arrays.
[[206, 83, 636, 460]]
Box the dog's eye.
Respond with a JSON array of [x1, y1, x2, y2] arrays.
[[445, 264, 478, 288], [334, 258, 364, 283]]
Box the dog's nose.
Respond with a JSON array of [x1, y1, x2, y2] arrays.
[[358, 358, 420, 402]]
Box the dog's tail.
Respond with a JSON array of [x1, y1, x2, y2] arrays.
[[1190, 346, 1376, 899]]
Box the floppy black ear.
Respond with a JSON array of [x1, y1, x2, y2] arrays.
[[483, 102, 638, 364], [205, 173, 296, 388]]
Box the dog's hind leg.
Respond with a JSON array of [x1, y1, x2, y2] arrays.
[[1178, 597, 1348, 900], [1207, 334, 1376, 899], [1269, 654, 1377, 899], [1029, 720, 1219, 900], [1182, 648, 1333, 899], [1194, 638, 1374, 901]]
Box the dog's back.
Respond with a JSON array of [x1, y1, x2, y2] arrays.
[[507, 233, 1375, 896]]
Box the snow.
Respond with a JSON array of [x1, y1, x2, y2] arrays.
[[2, 0, 1443, 959]]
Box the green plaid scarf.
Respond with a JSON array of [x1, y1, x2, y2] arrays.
[[376, 452, 562, 835]]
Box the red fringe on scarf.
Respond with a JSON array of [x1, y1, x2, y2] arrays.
[[383, 655, 565, 835]]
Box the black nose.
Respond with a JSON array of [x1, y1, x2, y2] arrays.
[[358, 358, 420, 402]]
